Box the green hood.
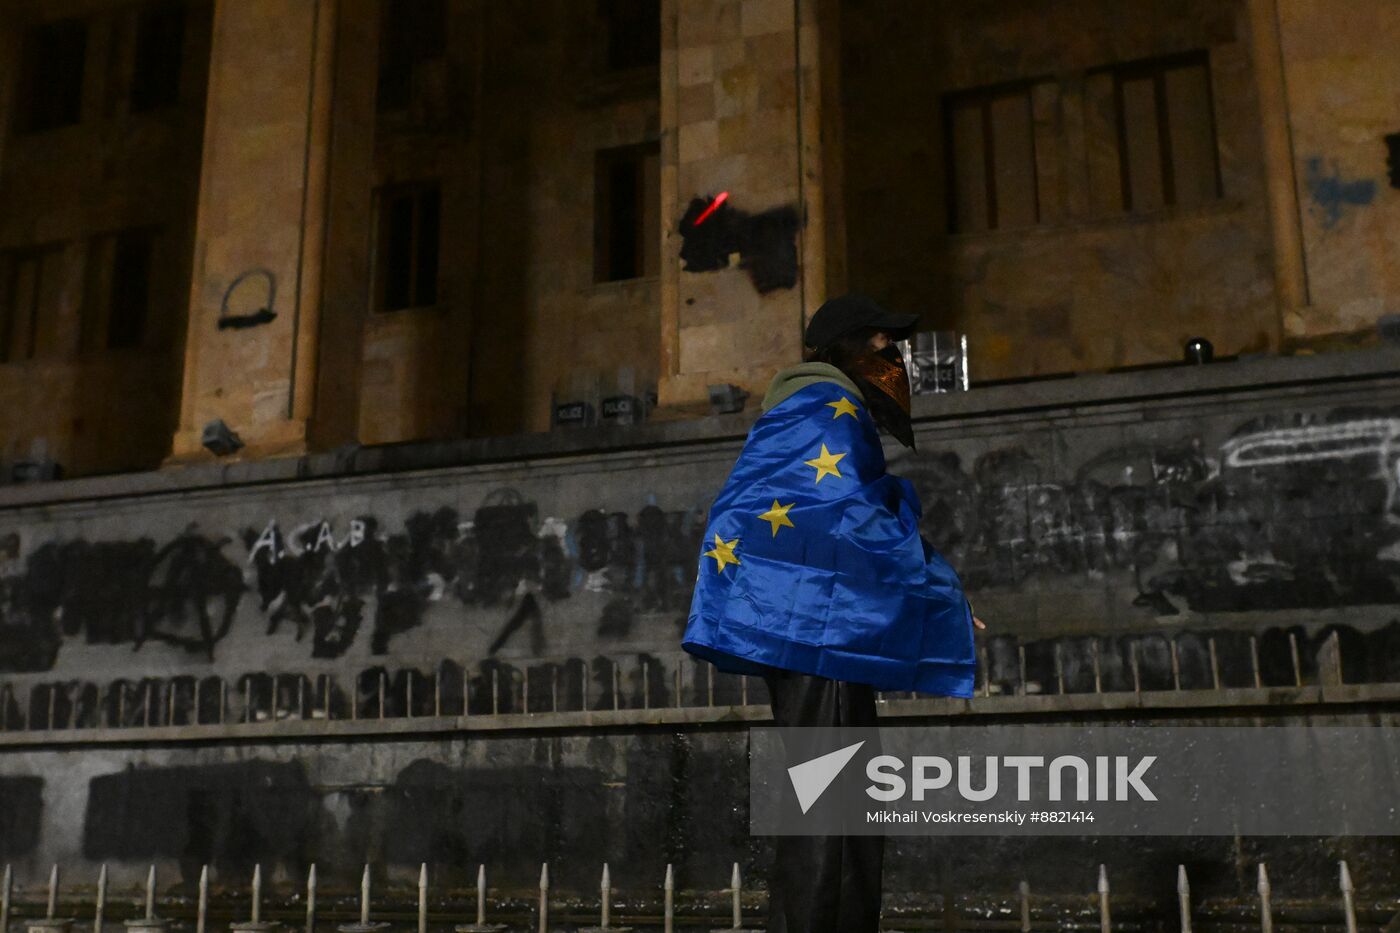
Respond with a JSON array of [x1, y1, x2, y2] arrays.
[[761, 361, 866, 411]]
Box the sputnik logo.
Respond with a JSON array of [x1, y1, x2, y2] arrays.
[[787, 741, 865, 814]]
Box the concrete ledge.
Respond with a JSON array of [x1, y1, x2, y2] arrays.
[[4, 346, 1400, 510]]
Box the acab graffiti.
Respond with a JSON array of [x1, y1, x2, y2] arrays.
[[0, 489, 707, 674]]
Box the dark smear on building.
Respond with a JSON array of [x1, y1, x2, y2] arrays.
[[83, 760, 313, 884], [678, 195, 800, 293], [0, 775, 43, 858]]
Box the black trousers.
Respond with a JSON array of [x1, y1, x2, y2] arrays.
[[763, 669, 885, 933]]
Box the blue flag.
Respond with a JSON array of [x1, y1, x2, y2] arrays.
[[682, 380, 977, 697]]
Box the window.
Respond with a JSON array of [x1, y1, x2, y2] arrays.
[[376, 0, 446, 114], [84, 229, 155, 350], [1108, 51, 1222, 212], [943, 83, 1040, 233], [130, 5, 186, 113], [0, 246, 63, 363], [600, 0, 660, 72], [375, 183, 441, 312], [594, 143, 660, 282], [17, 19, 87, 133]]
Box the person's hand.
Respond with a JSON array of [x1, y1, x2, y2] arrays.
[[972, 615, 986, 630]]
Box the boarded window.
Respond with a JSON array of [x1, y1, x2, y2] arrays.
[[130, 4, 186, 113], [1109, 52, 1222, 212], [600, 0, 660, 72], [18, 19, 87, 133], [944, 84, 1039, 233], [375, 182, 441, 312], [377, 0, 446, 113], [0, 247, 63, 363], [594, 142, 661, 282]]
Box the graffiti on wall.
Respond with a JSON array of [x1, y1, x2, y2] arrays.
[[0, 490, 707, 674], [1303, 157, 1376, 229], [7, 409, 1400, 676], [677, 195, 801, 293], [0, 527, 244, 671], [909, 409, 1400, 615]]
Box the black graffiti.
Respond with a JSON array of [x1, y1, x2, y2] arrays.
[[911, 409, 1400, 615], [678, 196, 801, 293], [0, 528, 244, 673], [0, 776, 42, 859], [241, 494, 704, 659], [83, 760, 313, 885]]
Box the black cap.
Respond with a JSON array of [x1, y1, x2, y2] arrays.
[[803, 293, 920, 351]]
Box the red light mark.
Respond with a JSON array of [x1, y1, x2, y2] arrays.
[[694, 191, 729, 226]]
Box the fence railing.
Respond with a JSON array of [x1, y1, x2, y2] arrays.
[[1, 627, 1395, 746], [0, 857, 1392, 932]]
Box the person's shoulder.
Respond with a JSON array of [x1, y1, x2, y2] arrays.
[[761, 362, 865, 412]]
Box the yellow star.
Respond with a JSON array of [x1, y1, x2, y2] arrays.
[[704, 533, 741, 573], [804, 443, 846, 484], [827, 396, 859, 419], [758, 499, 796, 537]]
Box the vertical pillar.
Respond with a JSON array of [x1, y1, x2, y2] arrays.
[[1247, 0, 1310, 338], [308, 0, 379, 450], [656, 0, 837, 415], [0, 16, 20, 184], [171, 0, 338, 461]]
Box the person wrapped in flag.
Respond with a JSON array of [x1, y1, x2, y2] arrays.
[[682, 293, 982, 699], [680, 293, 984, 933]]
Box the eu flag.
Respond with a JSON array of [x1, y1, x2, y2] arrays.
[[682, 379, 977, 698]]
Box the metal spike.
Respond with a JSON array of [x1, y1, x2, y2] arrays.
[[663, 865, 673, 933], [731, 862, 742, 930], [418, 864, 428, 933], [601, 863, 611, 928], [2, 864, 11, 933], [145, 865, 157, 920], [306, 864, 317, 933], [1257, 863, 1273, 933], [477, 865, 487, 926], [1098, 864, 1110, 933], [1018, 880, 1030, 932], [538, 863, 549, 933], [1177, 865, 1191, 933], [1340, 860, 1357, 933], [252, 864, 263, 925], [360, 864, 371, 927], [48, 864, 59, 919], [94, 865, 107, 933], [196, 866, 208, 933]]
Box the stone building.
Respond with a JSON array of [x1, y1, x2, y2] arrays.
[[0, 0, 1394, 476], [1, 0, 1400, 925]]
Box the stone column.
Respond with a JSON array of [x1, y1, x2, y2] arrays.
[[170, 0, 339, 461], [656, 0, 838, 415], [1247, 0, 1311, 338]]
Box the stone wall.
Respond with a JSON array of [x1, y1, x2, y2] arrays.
[[3, 352, 1400, 912], [0, 0, 211, 476], [1276, 0, 1400, 339], [838, 0, 1281, 381], [6, 351, 1400, 690]]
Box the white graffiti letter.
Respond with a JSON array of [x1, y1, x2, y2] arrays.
[[248, 520, 281, 564]]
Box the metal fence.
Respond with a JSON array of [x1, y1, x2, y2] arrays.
[[2, 627, 1398, 746], [1, 857, 1392, 933]]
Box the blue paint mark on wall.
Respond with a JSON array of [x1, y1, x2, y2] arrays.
[[1304, 157, 1376, 228]]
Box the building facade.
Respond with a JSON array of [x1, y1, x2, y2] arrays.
[[2, 0, 1400, 922]]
